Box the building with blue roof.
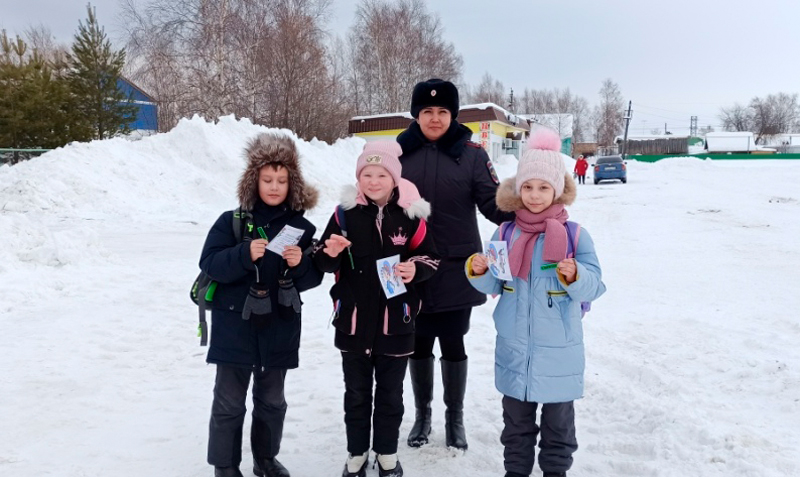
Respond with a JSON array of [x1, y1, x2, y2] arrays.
[[116, 77, 158, 136]]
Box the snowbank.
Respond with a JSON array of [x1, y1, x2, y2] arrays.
[[2, 117, 800, 477], [0, 115, 365, 267]]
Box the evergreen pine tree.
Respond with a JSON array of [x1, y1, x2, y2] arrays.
[[67, 3, 137, 140], [0, 31, 92, 153]]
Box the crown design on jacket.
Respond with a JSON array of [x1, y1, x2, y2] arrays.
[[390, 230, 408, 246]]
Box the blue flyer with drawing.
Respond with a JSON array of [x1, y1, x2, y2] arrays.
[[484, 241, 513, 281], [376, 254, 407, 298]]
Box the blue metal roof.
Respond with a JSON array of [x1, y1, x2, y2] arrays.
[[117, 77, 158, 131]]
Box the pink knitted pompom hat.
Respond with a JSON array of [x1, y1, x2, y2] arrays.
[[516, 127, 566, 198]]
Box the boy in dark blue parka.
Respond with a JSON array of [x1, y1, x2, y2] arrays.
[[199, 133, 322, 477]]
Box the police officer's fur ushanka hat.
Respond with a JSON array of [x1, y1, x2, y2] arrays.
[[410, 78, 459, 120]]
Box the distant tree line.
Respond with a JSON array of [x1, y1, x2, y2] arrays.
[[467, 73, 624, 145], [121, 0, 463, 143], [123, 0, 627, 145], [5, 0, 634, 152], [719, 93, 800, 141]]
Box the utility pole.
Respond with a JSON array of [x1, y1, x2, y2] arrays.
[[508, 88, 515, 112], [621, 101, 633, 159], [690, 116, 698, 136]]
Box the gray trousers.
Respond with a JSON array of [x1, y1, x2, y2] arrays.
[[208, 365, 288, 468], [501, 396, 578, 475]]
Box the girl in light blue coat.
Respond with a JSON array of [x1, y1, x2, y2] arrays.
[[466, 128, 606, 477]]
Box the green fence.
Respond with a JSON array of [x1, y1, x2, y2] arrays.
[[631, 153, 800, 163], [0, 148, 52, 165]]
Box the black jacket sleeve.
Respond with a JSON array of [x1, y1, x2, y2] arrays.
[[407, 219, 441, 284], [471, 147, 515, 225], [286, 224, 323, 292], [311, 212, 344, 273], [199, 211, 256, 283]]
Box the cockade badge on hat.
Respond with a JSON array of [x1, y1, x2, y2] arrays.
[[366, 154, 382, 163], [431, 89, 437, 96]]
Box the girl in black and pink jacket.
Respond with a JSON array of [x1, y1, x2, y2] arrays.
[[312, 141, 439, 477]]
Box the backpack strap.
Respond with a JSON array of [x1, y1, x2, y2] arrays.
[[408, 219, 427, 251], [333, 205, 355, 270], [233, 207, 254, 242], [197, 207, 252, 347], [564, 221, 591, 317], [500, 221, 516, 244], [198, 297, 209, 346], [334, 205, 348, 238], [565, 221, 580, 258]]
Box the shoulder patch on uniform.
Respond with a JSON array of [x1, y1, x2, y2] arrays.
[[486, 160, 500, 185], [466, 141, 482, 149]]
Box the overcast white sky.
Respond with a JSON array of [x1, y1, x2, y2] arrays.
[[3, 0, 799, 135]]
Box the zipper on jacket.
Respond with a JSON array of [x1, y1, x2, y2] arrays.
[[376, 205, 385, 244], [525, 273, 534, 400], [547, 290, 567, 308]]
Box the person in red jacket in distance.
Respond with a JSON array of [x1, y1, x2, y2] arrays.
[[573, 155, 589, 185]]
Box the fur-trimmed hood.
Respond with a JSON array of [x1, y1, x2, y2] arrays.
[[339, 184, 431, 220], [496, 173, 576, 212], [237, 133, 319, 211]]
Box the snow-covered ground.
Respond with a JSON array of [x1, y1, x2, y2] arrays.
[[2, 116, 799, 477]]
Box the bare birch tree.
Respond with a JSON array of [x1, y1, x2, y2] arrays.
[[720, 93, 800, 141], [121, 0, 346, 141], [719, 103, 754, 132], [347, 0, 462, 115], [468, 72, 505, 105], [594, 79, 624, 146]]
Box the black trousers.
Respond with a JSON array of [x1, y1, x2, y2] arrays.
[[342, 351, 408, 455], [208, 365, 288, 468], [577, 174, 586, 184], [411, 334, 467, 361], [412, 308, 472, 361], [501, 396, 578, 475]]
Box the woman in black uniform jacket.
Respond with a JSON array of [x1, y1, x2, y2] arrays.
[[396, 79, 512, 451]]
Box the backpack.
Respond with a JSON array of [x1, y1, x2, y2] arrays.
[[499, 220, 592, 317], [191, 207, 253, 346]]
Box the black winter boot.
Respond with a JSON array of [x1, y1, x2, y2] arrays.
[[214, 467, 244, 477], [252, 457, 290, 477], [441, 358, 468, 450], [542, 473, 566, 477], [407, 356, 435, 447], [504, 472, 529, 477]]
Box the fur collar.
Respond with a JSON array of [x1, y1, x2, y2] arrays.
[[396, 121, 473, 160], [496, 174, 577, 212], [237, 133, 319, 211]]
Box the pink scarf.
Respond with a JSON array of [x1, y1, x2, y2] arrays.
[[508, 204, 569, 281]]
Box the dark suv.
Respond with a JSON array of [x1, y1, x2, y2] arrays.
[[593, 155, 627, 184]]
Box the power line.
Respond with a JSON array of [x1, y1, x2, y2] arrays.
[[636, 103, 698, 115], [635, 110, 690, 122]]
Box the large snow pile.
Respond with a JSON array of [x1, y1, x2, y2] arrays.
[[2, 117, 799, 477]]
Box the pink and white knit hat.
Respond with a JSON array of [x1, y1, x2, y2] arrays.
[[355, 141, 403, 186], [516, 127, 566, 198]]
